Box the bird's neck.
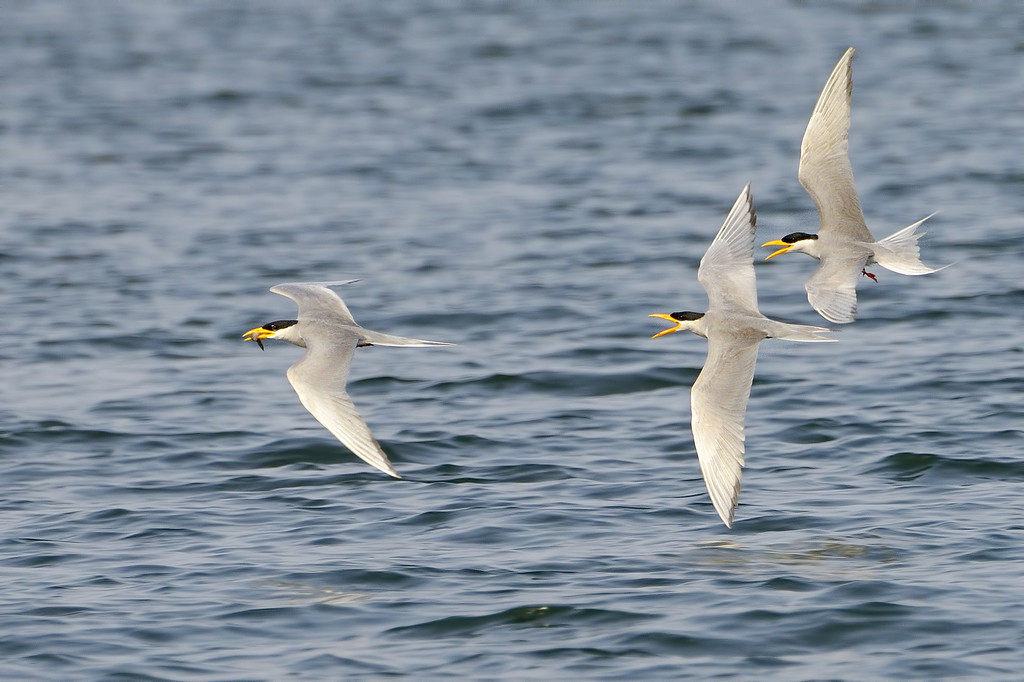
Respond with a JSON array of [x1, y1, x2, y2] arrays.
[[274, 325, 307, 347]]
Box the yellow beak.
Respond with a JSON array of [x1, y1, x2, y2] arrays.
[[649, 313, 683, 338], [761, 239, 794, 261], [242, 326, 274, 350]]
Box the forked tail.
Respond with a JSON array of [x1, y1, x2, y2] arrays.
[[769, 320, 837, 343], [871, 213, 946, 275], [358, 328, 455, 347]]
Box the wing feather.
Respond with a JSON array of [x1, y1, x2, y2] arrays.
[[798, 47, 873, 242], [698, 184, 759, 313], [805, 253, 866, 324], [270, 281, 359, 325], [284, 324, 400, 477], [690, 334, 760, 527]]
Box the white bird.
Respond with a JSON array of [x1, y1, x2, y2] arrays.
[[243, 281, 452, 477], [761, 47, 944, 324], [650, 185, 836, 527]]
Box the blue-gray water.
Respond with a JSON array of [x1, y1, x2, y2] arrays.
[[2, 1, 1022, 678]]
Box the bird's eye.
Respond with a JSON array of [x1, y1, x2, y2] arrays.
[[265, 323, 279, 331]]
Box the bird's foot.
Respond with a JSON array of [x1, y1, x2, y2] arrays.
[[862, 268, 878, 282]]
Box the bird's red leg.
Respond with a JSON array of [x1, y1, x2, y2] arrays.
[[862, 268, 878, 282]]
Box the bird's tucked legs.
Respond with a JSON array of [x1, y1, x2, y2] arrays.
[[862, 268, 878, 282]]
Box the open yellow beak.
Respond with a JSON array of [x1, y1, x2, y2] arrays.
[[761, 239, 794, 261], [242, 326, 274, 350], [649, 313, 683, 339]]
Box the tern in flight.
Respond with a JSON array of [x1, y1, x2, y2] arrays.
[[244, 281, 452, 477], [761, 47, 944, 324], [651, 185, 835, 527]]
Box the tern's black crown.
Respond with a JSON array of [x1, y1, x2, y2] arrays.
[[263, 319, 298, 331], [670, 311, 705, 321], [781, 232, 818, 244]]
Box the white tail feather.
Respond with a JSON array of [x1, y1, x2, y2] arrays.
[[871, 213, 945, 275], [769, 321, 837, 342], [358, 329, 454, 347]]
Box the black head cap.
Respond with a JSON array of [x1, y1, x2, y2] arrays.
[[262, 319, 298, 331], [670, 311, 705, 321], [781, 232, 818, 244]]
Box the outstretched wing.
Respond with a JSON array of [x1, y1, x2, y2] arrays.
[[284, 324, 400, 478], [798, 47, 873, 243], [697, 183, 759, 314], [270, 281, 360, 325], [690, 333, 761, 527], [805, 252, 866, 324]]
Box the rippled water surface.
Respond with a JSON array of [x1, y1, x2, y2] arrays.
[[2, 1, 1023, 678]]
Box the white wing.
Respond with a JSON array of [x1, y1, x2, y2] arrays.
[[697, 183, 759, 314], [690, 333, 760, 527], [270, 281, 360, 325], [284, 322, 400, 478], [805, 252, 867, 324], [798, 47, 873, 243], [271, 281, 453, 347]]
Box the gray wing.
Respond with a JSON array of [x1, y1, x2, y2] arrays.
[[271, 281, 453, 347], [697, 184, 759, 314], [805, 252, 867, 324], [798, 47, 873, 243], [270, 281, 360, 325], [285, 322, 400, 477], [690, 334, 760, 527]]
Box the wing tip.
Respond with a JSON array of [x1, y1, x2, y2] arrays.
[[356, 450, 403, 479], [712, 489, 739, 528], [704, 466, 742, 529], [742, 182, 756, 229], [818, 308, 857, 325], [270, 279, 361, 294]]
